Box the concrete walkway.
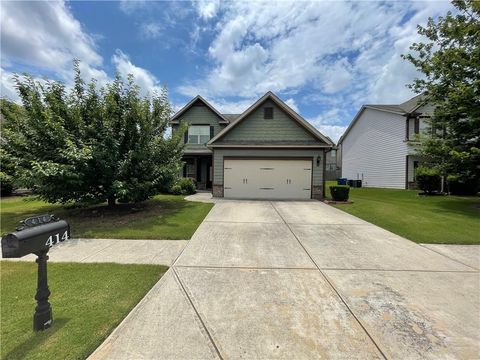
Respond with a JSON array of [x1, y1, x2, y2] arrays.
[[3, 238, 187, 266], [90, 200, 480, 360]]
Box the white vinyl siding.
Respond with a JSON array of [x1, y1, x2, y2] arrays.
[[342, 108, 408, 189]]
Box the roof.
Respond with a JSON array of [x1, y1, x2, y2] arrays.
[[170, 95, 229, 124], [338, 93, 428, 145], [221, 114, 241, 122], [208, 91, 334, 147]]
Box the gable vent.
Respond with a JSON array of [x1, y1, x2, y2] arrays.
[[264, 107, 273, 119]]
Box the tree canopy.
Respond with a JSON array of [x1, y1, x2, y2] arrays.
[[1, 61, 185, 205], [402, 0, 480, 193]]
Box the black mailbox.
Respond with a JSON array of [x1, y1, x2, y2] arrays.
[[2, 219, 69, 258], [1, 214, 70, 331]]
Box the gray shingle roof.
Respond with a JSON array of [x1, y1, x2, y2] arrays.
[[221, 114, 241, 122]]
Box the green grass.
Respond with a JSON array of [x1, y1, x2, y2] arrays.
[[0, 194, 213, 239], [329, 186, 479, 244], [1, 261, 167, 360]]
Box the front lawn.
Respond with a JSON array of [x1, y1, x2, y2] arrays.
[[330, 186, 479, 244], [1, 261, 167, 360], [0, 194, 213, 239]]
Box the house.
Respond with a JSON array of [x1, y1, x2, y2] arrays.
[[338, 94, 434, 189], [170, 91, 334, 199]]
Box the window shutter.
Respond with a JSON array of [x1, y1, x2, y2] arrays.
[[210, 126, 214, 139], [184, 129, 188, 143], [414, 118, 420, 134]]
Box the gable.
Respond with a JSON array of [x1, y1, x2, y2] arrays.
[[177, 100, 224, 126], [215, 99, 320, 145]]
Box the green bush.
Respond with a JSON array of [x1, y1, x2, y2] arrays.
[[171, 178, 196, 195], [0, 171, 14, 196], [416, 167, 441, 194], [329, 185, 350, 201], [447, 175, 478, 196]]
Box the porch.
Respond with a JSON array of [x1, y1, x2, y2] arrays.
[[183, 155, 213, 191]]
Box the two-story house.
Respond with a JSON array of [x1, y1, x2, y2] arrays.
[[338, 94, 433, 189], [170, 92, 334, 199]]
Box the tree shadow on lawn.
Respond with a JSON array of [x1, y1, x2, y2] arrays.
[[4, 317, 70, 360], [427, 196, 480, 220]]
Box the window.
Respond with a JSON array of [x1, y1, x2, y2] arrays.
[[330, 149, 337, 158], [188, 126, 210, 144], [264, 107, 273, 119]]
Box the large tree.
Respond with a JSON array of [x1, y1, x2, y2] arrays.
[[402, 0, 480, 193], [1, 61, 185, 206]]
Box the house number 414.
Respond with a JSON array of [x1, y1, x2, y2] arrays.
[[45, 231, 69, 247]]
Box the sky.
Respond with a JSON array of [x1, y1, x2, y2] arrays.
[[1, 0, 455, 142]]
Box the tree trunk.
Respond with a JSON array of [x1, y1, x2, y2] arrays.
[[107, 195, 116, 208]]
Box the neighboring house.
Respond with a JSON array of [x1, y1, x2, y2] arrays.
[[170, 91, 334, 199], [338, 94, 434, 189]]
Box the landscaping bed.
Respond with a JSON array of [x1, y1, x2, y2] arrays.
[[0, 261, 167, 360], [331, 187, 479, 245], [0, 195, 213, 240]]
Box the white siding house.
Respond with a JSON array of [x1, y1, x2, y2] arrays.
[[338, 95, 432, 189]]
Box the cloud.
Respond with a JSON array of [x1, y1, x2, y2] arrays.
[[194, 0, 220, 20], [112, 50, 163, 97], [1, 1, 165, 102], [0, 67, 19, 102], [176, 0, 455, 139], [119, 0, 146, 15], [1, 1, 102, 72], [140, 22, 163, 39]]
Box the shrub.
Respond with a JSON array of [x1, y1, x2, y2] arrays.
[[416, 167, 441, 194], [447, 175, 478, 196], [171, 178, 196, 195], [170, 184, 183, 195], [330, 185, 350, 201], [0, 172, 14, 196]]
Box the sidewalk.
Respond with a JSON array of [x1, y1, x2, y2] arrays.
[[2, 238, 188, 266]]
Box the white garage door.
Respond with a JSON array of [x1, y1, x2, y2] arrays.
[[224, 159, 312, 200]]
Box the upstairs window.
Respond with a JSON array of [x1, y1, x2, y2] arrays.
[[264, 107, 274, 119], [188, 125, 210, 144]]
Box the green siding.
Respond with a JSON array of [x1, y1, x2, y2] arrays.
[[213, 149, 324, 185], [175, 104, 226, 151], [217, 100, 318, 145]]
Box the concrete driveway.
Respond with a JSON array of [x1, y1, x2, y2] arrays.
[[90, 200, 479, 360]]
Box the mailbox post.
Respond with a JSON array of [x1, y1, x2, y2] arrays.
[[1, 214, 70, 331]]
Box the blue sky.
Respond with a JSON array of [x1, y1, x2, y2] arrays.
[[1, 0, 454, 141]]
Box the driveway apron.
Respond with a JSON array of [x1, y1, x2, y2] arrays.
[[90, 200, 479, 360]]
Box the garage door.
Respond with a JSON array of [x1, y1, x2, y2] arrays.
[[224, 159, 312, 199]]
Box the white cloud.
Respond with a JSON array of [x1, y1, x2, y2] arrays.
[[1, 1, 102, 71], [177, 0, 455, 137], [140, 22, 163, 39], [284, 98, 299, 113], [0, 68, 19, 102], [194, 0, 220, 20], [119, 0, 147, 15], [1, 1, 165, 102], [112, 50, 163, 97]]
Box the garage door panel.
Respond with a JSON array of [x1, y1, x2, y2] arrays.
[[224, 159, 312, 200]]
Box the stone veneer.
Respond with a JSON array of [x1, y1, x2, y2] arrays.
[[312, 185, 323, 200], [212, 184, 224, 197]]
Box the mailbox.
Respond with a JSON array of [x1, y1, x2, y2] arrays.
[[2, 219, 69, 258], [1, 214, 70, 331]]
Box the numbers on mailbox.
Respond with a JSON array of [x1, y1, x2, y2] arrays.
[[45, 231, 69, 247]]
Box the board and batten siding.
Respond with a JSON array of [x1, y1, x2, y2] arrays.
[[342, 108, 409, 189], [216, 100, 318, 144], [213, 149, 324, 186]]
